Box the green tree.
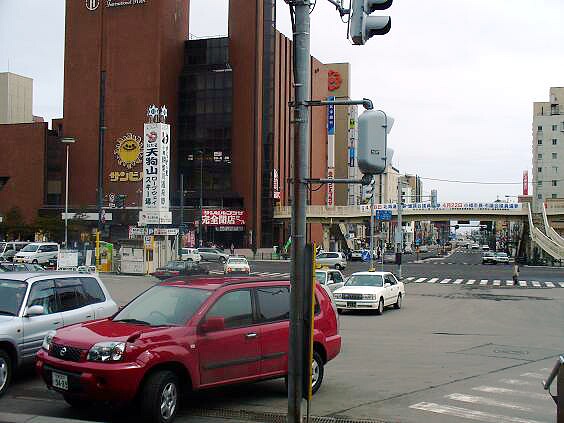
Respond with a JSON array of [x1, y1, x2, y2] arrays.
[[0, 207, 32, 240]]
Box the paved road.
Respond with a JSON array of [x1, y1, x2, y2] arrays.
[[1, 258, 561, 423]]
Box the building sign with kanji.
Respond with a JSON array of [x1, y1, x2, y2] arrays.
[[202, 210, 247, 226]]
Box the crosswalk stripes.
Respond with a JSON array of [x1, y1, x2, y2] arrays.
[[401, 277, 563, 288], [409, 367, 554, 423]]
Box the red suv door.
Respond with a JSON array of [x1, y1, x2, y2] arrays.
[[254, 285, 290, 376], [197, 289, 261, 386]]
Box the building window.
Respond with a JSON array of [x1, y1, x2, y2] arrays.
[[552, 124, 558, 131], [537, 194, 543, 199], [538, 125, 543, 131], [538, 181, 543, 187], [553, 166, 559, 173], [538, 153, 542, 160], [538, 139, 543, 145], [552, 180, 558, 187], [552, 194, 558, 199], [553, 153, 558, 160], [538, 167, 542, 173], [553, 139, 558, 145]]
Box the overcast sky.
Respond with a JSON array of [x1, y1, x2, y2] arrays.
[[2, 0, 564, 202]]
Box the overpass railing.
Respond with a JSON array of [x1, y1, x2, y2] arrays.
[[543, 203, 564, 248], [527, 204, 564, 261]]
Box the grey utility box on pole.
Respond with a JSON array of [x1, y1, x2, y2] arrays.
[[357, 109, 394, 175]]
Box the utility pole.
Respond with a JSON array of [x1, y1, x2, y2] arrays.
[[369, 177, 375, 269], [179, 173, 184, 255], [288, 2, 310, 422], [396, 177, 403, 279]]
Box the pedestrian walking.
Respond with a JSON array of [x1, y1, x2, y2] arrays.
[[230, 243, 235, 255], [512, 263, 519, 283]]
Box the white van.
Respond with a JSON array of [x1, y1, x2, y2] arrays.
[[0, 242, 29, 261], [180, 248, 201, 262], [13, 242, 59, 264]]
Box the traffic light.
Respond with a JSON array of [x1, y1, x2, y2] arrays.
[[115, 194, 126, 209], [431, 189, 438, 207], [350, 0, 393, 45], [363, 176, 376, 203], [358, 110, 394, 175]]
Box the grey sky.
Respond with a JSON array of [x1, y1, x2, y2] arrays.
[[2, 0, 564, 202]]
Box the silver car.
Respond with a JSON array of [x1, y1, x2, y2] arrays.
[[0, 272, 118, 397], [197, 248, 229, 263], [316, 252, 347, 270]]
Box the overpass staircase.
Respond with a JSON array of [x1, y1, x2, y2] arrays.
[[526, 203, 564, 261], [542, 203, 564, 248]]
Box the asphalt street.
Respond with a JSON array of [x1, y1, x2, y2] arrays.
[[1, 251, 562, 423]]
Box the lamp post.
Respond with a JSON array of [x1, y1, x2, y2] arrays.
[[197, 150, 204, 247], [61, 137, 76, 249]]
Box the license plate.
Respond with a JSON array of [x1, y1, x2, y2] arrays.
[[52, 372, 68, 391], [347, 301, 356, 308]]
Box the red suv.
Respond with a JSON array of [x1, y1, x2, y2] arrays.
[[36, 277, 341, 423]]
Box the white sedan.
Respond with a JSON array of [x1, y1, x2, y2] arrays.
[[224, 257, 251, 275], [333, 271, 405, 315]]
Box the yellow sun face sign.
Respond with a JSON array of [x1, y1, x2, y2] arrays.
[[114, 133, 142, 169]]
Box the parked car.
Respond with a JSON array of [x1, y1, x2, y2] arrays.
[[0, 262, 45, 272], [0, 242, 29, 262], [315, 268, 346, 292], [179, 248, 201, 262], [349, 250, 364, 261], [316, 252, 347, 270], [418, 245, 429, 253], [470, 243, 480, 250], [383, 251, 396, 264], [151, 260, 209, 280], [333, 271, 405, 315], [197, 247, 229, 263], [481, 251, 496, 264], [481, 245, 490, 251], [494, 252, 510, 264], [403, 246, 413, 254], [224, 256, 251, 275], [13, 243, 59, 265], [0, 272, 117, 398], [36, 277, 341, 422]]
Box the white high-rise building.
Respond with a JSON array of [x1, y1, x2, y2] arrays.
[[532, 87, 564, 211], [0, 72, 33, 124]]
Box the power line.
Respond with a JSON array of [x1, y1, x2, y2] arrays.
[[419, 176, 564, 185]]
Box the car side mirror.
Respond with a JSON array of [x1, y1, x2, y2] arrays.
[[25, 305, 45, 317], [200, 316, 225, 333], [384, 283, 391, 288]]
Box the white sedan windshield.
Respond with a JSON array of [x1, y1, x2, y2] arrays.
[[346, 275, 383, 287]]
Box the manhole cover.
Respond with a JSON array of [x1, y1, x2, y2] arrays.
[[451, 343, 561, 361]]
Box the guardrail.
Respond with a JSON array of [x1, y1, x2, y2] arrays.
[[542, 355, 563, 418]]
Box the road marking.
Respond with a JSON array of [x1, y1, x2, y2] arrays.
[[493, 279, 501, 286], [519, 372, 545, 379], [531, 281, 541, 288], [409, 402, 543, 423], [466, 279, 476, 285], [544, 282, 555, 288], [446, 393, 534, 412], [454, 279, 463, 284], [405, 277, 415, 281], [440, 278, 451, 284], [506, 280, 514, 286], [428, 278, 439, 283], [415, 277, 427, 283], [560, 282, 564, 288], [500, 378, 536, 386], [518, 280, 527, 287], [473, 385, 549, 400], [480, 279, 488, 285]]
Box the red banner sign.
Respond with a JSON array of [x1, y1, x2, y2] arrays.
[[202, 210, 247, 226], [522, 170, 528, 195]]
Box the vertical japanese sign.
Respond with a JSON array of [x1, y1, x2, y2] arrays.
[[140, 105, 171, 225], [522, 170, 528, 195], [327, 96, 335, 208]]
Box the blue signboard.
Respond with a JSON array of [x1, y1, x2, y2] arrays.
[[361, 250, 371, 262], [416, 238, 421, 246], [375, 210, 392, 221], [327, 96, 335, 135]]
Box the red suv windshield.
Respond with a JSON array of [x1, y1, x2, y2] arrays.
[[113, 286, 212, 326]]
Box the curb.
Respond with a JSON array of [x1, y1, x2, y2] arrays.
[[0, 412, 98, 423]]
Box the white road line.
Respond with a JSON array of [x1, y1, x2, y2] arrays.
[[466, 279, 476, 285], [446, 393, 534, 412], [519, 372, 545, 379], [415, 277, 427, 283], [500, 378, 536, 386], [428, 278, 439, 283], [531, 281, 541, 287], [473, 385, 550, 400], [440, 278, 451, 284], [480, 279, 488, 285], [454, 279, 463, 284], [506, 280, 514, 287], [540, 368, 551, 372], [518, 280, 527, 287], [405, 277, 415, 281], [560, 282, 564, 288], [493, 280, 501, 286], [544, 282, 555, 288], [409, 402, 544, 423]]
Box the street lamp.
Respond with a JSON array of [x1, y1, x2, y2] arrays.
[[197, 149, 204, 247], [61, 137, 76, 249]]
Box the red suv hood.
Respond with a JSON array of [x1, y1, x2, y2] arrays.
[[53, 319, 169, 349]]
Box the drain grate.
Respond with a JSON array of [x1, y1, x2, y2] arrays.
[[188, 408, 392, 423]]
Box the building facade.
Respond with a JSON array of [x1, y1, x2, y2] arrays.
[[0, 72, 33, 124], [533, 87, 564, 211]]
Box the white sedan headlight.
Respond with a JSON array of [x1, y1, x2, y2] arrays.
[[42, 330, 57, 351], [362, 294, 377, 300], [87, 342, 126, 362]]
